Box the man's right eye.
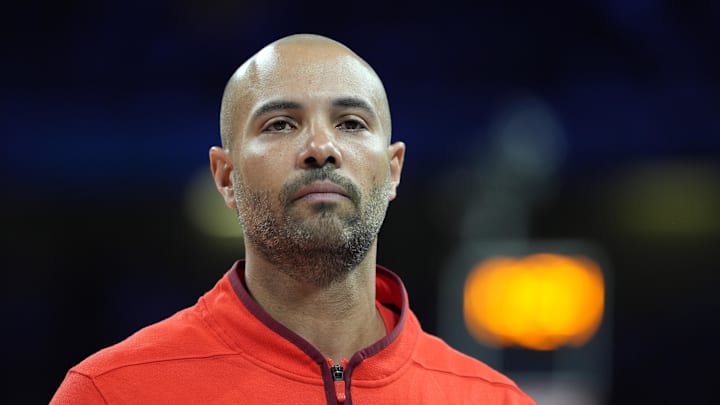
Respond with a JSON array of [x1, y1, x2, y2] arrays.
[[263, 120, 295, 133]]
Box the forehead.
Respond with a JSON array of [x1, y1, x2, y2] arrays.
[[238, 43, 385, 116]]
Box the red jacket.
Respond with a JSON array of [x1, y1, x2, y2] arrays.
[[51, 261, 535, 404]]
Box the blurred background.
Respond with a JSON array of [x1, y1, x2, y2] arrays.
[[2, 0, 719, 403]]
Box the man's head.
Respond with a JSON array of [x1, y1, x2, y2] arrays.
[[209, 34, 405, 286], [218, 34, 393, 149]]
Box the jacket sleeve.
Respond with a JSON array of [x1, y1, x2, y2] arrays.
[[50, 371, 107, 405]]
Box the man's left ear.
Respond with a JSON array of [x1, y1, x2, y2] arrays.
[[387, 141, 406, 201]]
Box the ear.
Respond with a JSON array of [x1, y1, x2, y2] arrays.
[[209, 146, 237, 209], [387, 141, 406, 201]]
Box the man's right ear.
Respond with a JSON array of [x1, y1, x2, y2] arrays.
[[209, 146, 237, 209]]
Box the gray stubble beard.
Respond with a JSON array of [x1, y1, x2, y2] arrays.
[[232, 169, 390, 287]]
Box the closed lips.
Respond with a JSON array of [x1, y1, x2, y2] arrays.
[[291, 181, 350, 201]]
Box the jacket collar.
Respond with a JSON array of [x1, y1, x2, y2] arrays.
[[200, 260, 420, 381]]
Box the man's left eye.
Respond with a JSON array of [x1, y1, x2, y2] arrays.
[[337, 120, 366, 131]]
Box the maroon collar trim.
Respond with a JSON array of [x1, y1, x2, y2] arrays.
[[226, 260, 408, 366]]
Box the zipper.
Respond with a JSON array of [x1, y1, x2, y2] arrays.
[[328, 359, 348, 404]]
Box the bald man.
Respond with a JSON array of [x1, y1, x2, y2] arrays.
[[50, 34, 535, 405]]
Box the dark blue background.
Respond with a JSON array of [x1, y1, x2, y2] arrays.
[[3, 1, 719, 403]]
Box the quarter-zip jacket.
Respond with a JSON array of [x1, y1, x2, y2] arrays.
[[51, 261, 535, 404]]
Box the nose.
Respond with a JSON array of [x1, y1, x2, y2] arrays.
[[297, 122, 343, 169]]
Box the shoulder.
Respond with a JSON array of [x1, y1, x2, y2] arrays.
[[413, 332, 514, 385], [412, 332, 535, 403], [71, 300, 232, 378]]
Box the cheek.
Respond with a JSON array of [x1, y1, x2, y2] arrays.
[[236, 141, 293, 190], [347, 143, 390, 185]]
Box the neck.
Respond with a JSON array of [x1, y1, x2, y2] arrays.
[[243, 244, 387, 363]]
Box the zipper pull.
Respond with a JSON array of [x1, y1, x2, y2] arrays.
[[331, 363, 346, 404]]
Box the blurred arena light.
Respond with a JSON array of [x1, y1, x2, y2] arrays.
[[183, 166, 244, 239], [605, 162, 720, 237], [439, 240, 613, 404], [464, 254, 604, 351]]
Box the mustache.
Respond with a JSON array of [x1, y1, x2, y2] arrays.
[[279, 167, 360, 205]]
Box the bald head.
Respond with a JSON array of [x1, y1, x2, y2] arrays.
[[219, 34, 392, 148]]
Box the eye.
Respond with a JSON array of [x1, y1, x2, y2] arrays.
[[337, 119, 367, 132], [262, 119, 296, 133]]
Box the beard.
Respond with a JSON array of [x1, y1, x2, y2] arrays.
[[233, 166, 390, 287]]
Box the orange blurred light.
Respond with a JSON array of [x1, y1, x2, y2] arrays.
[[464, 254, 604, 351]]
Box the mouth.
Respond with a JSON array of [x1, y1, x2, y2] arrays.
[[291, 181, 351, 202]]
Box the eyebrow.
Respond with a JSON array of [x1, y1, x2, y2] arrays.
[[251, 100, 303, 122], [250, 97, 377, 122], [332, 97, 376, 116]]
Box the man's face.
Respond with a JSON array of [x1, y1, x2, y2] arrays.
[[223, 41, 404, 285]]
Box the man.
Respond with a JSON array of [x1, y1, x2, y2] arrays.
[[51, 34, 535, 404]]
